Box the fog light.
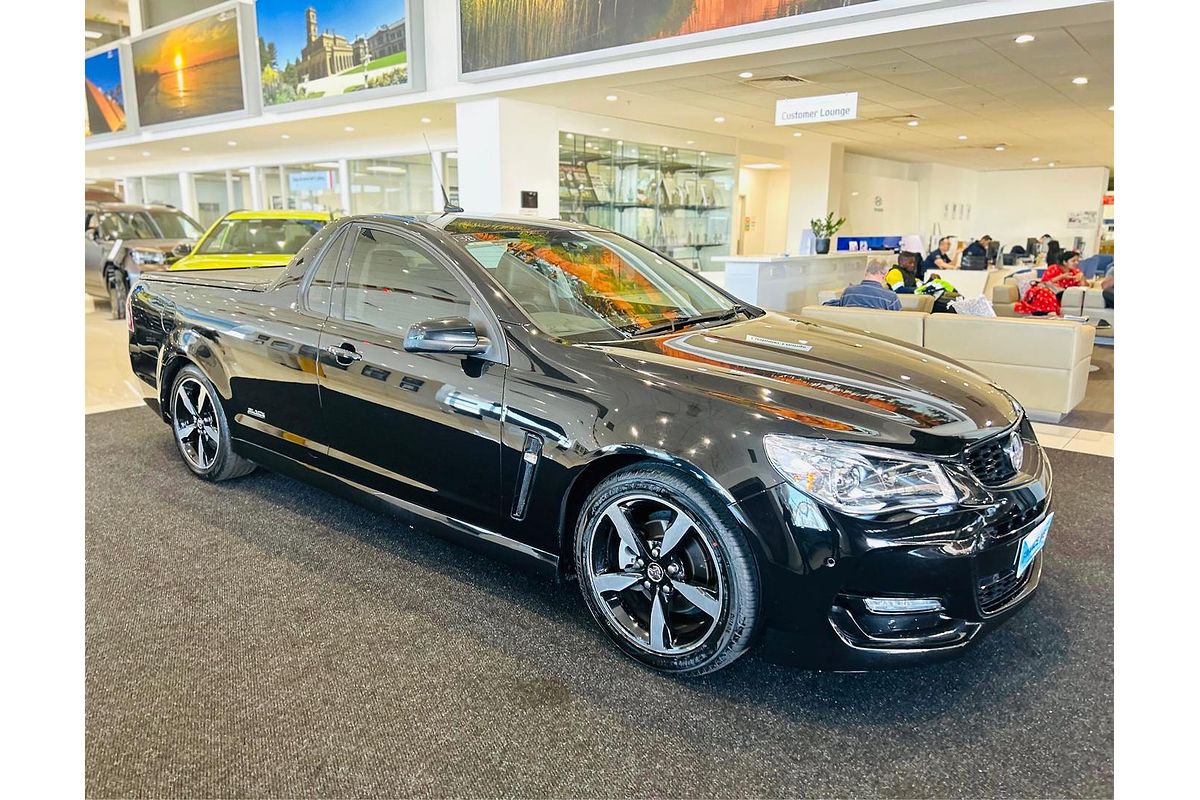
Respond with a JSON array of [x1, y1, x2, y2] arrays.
[[863, 597, 944, 614]]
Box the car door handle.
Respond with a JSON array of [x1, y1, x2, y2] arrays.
[[327, 343, 362, 364]]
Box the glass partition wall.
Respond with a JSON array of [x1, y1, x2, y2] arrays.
[[558, 131, 735, 270], [349, 155, 434, 214]]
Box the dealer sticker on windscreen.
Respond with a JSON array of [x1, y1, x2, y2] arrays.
[[746, 334, 812, 352], [1016, 512, 1053, 577]]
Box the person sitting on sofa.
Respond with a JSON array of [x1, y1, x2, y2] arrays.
[[1014, 279, 1062, 316], [1042, 251, 1087, 296], [824, 259, 902, 311], [885, 252, 920, 294], [1101, 265, 1114, 309]]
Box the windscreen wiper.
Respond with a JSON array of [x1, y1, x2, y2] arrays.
[[632, 305, 747, 337]]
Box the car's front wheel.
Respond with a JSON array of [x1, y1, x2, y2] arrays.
[[575, 463, 761, 675], [169, 364, 256, 482], [106, 268, 127, 320]]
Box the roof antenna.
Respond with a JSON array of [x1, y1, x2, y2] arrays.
[[425, 133, 463, 215]]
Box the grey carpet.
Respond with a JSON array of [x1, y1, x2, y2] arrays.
[[86, 407, 1114, 799]]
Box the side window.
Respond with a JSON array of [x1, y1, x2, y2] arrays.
[[304, 229, 345, 317], [340, 228, 474, 333]]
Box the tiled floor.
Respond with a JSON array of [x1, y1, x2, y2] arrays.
[[1031, 422, 1114, 457], [85, 296, 147, 415], [84, 297, 1113, 457]]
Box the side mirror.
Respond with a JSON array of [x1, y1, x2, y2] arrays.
[[404, 316, 490, 355], [173, 242, 193, 257]]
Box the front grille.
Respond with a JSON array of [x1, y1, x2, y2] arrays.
[[966, 433, 1020, 485], [977, 565, 1033, 614], [986, 502, 1044, 540]]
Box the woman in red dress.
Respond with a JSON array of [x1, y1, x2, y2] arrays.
[[1041, 251, 1086, 295], [1014, 281, 1062, 316]]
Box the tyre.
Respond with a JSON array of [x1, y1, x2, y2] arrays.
[[106, 269, 127, 321], [575, 463, 761, 675], [169, 364, 256, 482]]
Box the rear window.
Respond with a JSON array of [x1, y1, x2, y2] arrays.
[[196, 218, 327, 255]]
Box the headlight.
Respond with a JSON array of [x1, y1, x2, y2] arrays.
[[128, 248, 166, 266], [763, 435, 960, 515]]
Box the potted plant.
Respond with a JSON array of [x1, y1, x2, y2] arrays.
[[810, 212, 846, 255]]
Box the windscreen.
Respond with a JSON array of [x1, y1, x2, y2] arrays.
[[456, 228, 735, 341], [195, 218, 327, 255], [147, 210, 205, 240]]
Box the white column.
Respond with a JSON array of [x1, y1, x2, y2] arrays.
[[338, 159, 352, 215], [431, 151, 447, 211], [455, 98, 559, 217], [277, 165, 287, 209], [225, 169, 236, 211], [783, 138, 845, 252], [248, 166, 263, 208], [178, 172, 197, 218]]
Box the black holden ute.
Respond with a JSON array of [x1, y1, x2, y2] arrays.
[[128, 213, 1053, 675]]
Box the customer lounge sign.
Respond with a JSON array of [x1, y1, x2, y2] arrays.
[[775, 92, 859, 126]]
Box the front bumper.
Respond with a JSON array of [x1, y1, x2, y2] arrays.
[[733, 435, 1052, 670]]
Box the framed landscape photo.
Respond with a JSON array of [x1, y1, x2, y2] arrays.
[[131, 5, 247, 127], [256, 0, 418, 109], [85, 47, 127, 136]]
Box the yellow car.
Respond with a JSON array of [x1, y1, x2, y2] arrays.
[[170, 210, 332, 270]]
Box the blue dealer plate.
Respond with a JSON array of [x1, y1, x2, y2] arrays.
[[1016, 512, 1053, 577]]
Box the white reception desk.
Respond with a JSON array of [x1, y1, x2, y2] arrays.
[[710, 253, 872, 312]]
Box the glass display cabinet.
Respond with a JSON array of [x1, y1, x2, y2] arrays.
[[558, 131, 734, 270]]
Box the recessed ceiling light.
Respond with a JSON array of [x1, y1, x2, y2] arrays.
[[226, 140, 237, 146], [141, 151, 150, 156], [343, 126, 355, 132], [662, 146, 669, 151], [600, 127, 611, 133], [957, 134, 968, 140], [1108, 105, 1114, 111], [744, 162, 782, 170], [738, 71, 754, 79], [907, 119, 920, 127], [1031, 156, 1040, 162], [994, 145, 1006, 151], [605, 94, 618, 101], [180, 146, 190, 152], [84, 30, 102, 39], [280, 133, 290, 139], [1048, 162, 1056, 167], [714, 116, 725, 123], [851, 191, 860, 197], [420, 117, 431, 124], [1072, 76, 1088, 85], [1014, 34, 1036, 44], [792, 131, 803, 137], [106, 155, 116, 161]]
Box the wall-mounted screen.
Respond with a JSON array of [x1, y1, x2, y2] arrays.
[[256, 0, 409, 107], [85, 48, 126, 136], [132, 7, 244, 126], [460, 0, 880, 73]]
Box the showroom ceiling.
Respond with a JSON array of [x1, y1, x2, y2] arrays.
[[512, 7, 1114, 172]]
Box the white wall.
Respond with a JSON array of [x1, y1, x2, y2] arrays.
[[976, 166, 1110, 255], [784, 138, 844, 251], [737, 166, 790, 255], [839, 172, 920, 239]]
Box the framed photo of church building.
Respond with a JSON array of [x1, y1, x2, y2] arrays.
[[255, 0, 423, 109]]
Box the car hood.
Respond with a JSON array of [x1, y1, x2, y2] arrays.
[[590, 311, 1020, 450], [122, 238, 191, 252], [170, 253, 293, 271]]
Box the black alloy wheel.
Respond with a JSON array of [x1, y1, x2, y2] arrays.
[[169, 365, 256, 481], [576, 464, 760, 675]]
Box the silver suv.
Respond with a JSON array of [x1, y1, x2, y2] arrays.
[[85, 202, 205, 319]]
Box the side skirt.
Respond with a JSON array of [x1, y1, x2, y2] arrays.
[[231, 438, 560, 581]]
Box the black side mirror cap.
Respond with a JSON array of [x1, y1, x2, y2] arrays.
[[404, 316, 490, 355]]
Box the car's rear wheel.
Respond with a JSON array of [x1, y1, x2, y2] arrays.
[[169, 365, 255, 482], [106, 269, 127, 320], [575, 463, 760, 675]]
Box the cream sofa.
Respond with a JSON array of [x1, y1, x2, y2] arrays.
[[1061, 286, 1114, 329], [799, 305, 1095, 422]]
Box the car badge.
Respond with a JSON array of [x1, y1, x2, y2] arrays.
[[1005, 430, 1024, 472]]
